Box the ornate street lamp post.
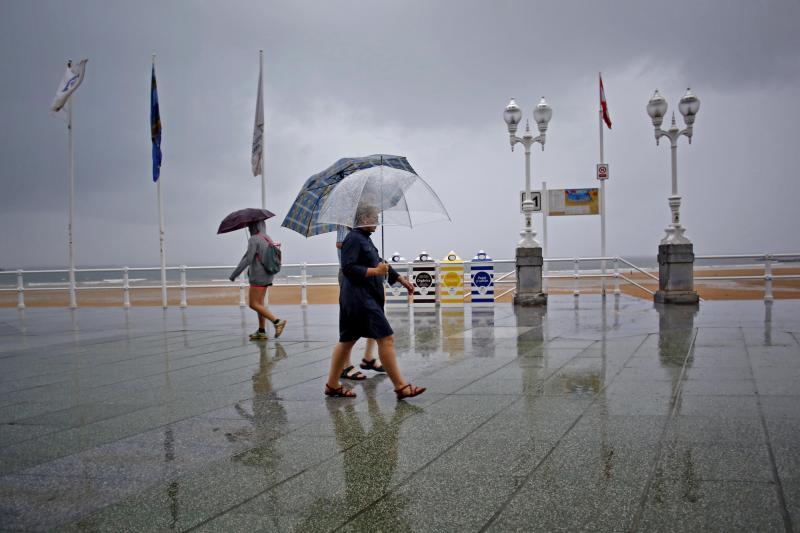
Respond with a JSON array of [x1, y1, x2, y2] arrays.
[[647, 88, 701, 304], [504, 96, 552, 306]]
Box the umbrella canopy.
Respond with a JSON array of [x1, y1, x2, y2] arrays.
[[317, 165, 450, 229], [217, 208, 275, 234], [281, 154, 416, 237]]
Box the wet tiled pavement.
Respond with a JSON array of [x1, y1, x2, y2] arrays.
[[0, 296, 798, 532]]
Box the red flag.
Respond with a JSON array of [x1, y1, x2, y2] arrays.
[[599, 73, 612, 129]]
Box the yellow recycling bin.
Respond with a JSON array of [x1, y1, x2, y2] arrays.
[[439, 250, 465, 307]]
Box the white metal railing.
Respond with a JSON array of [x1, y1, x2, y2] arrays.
[[1, 253, 798, 309]]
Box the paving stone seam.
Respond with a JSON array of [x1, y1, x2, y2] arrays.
[[0, 359, 336, 459], [0, 329, 194, 361], [0, 338, 291, 396], [0, 340, 327, 416], [180, 336, 591, 532], [0, 331, 245, 373], [67, 382, 435, 531], [0, 338, 257, 395], [628, 326, 730, 532], [476, 333, 654, 533], [327, 334, 633, 531], [741, 326, 795, 533]]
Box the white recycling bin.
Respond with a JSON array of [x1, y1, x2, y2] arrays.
[[411, 251, 437, 308], [384, 251, 409, 308]]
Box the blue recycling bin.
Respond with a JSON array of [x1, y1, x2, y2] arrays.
[[470, 250, 494, 306]]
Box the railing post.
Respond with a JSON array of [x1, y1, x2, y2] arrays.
[[764, 254, 773, 302], [573, 258, 580, 297], [613, 257, 621, 296], [123, 267, 131, 309], [239, 280, 247, 308], [179, 265, 188, 308], [16, 270, 25, 310], [301, 262, 308, 306]]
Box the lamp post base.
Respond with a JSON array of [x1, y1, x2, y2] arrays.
[[514, 246, 547, 307], [655, 243, 699, 305]]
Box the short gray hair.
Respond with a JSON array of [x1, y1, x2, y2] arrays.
[[355, 204, 378, 225]]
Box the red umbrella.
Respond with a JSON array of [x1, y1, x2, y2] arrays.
[[217, 208, 275, 234]]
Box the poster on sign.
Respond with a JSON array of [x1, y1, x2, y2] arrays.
[[547, 188, 599, 216]]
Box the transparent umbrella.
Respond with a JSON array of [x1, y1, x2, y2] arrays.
[[316, 165, 450, 257]]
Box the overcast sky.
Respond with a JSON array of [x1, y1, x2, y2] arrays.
[[1, 0, 799, 269]]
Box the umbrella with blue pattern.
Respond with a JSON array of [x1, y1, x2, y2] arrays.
[[281, 154, 416, 237]]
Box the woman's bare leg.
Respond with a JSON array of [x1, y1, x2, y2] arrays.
[[363, 338, 377, 362], [249, 287, 277, 328], [375, 336, 408, 389], [327, 340, 357, 389]]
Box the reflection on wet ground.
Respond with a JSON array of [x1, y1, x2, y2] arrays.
[[0, 296, 799, 531]]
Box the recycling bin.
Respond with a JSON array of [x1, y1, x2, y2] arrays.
[[439, 250, 465, 307], [384, 251, 409, 308], [411, 250, 437, 308], [470, 250, 494, 306]]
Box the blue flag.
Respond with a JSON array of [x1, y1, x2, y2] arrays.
[[150, 64, 162, 182]]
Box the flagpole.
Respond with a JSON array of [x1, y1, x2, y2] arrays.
[[154, 54, 167, 308], [259, 50, 266, 210], [67, 61, 77, 309], [599, 73, 607, 298]]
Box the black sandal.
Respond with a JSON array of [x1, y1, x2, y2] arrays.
[[360, 358, 386, 373], [324, 383, 357, 398], [340, 365, 367, 380]]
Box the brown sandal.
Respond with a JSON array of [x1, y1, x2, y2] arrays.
[[395, 383, 426, 400], [325, 383, 357, 398]]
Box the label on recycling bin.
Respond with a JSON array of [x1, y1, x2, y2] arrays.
[[416, 272, 433, 295], [443, 271, 460, 295], [473, 271, 491, 295]]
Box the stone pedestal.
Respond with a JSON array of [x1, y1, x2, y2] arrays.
[[654, 243, 699, 305], [514, 247, 547, 306]]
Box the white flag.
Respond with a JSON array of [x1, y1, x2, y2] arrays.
[[51, 59, 88, 114], [251, 58, 264, 177]]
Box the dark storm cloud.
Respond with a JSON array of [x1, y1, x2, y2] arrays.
[[0, 0, 798, 268]]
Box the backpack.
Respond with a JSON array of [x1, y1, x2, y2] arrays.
[[257, 235, 282, 275]]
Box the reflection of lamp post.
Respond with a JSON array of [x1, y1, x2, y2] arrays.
[[647, 88, 701, 304], [504, 97, 552, 306]]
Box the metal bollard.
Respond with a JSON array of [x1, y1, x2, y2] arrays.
[[764, 254, 773, 302], [16, 270, 25, 310], [301, 262, 308, 306], [573, 258, 580, 297], [613, 257, 621, 296], [123, 267, 131, 308], [179, 265, 188, 308]]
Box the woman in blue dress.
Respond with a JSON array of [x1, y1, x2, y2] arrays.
[[325, 205, 426, 400]]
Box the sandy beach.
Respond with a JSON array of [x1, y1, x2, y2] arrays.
[[2, 265, 798, 307]]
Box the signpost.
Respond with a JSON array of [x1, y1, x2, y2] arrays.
[[519, 190, 542, 213], [596, 163, 609, 180]]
